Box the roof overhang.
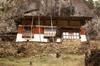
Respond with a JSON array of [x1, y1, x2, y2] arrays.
[[15, 16, 92, 21]]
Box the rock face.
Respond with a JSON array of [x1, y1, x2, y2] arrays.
[[0, 19, 17, 34], [0, 40, 99, 58], [11, 0, 97, 16], [0, 1, 17, 34]]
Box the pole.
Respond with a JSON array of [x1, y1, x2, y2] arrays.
[[50, 15, 54, 42], [31, 17, 34, 39], [38, 15, 41, 42]]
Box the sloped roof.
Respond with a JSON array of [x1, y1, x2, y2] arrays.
[[19, 16, 92, 21]]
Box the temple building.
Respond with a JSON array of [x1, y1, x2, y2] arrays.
[[16, 16, 92, 42]]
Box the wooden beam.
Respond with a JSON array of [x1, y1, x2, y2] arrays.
[[0, 35, 16, 37], [20, 19, 85, 22], [58, 26, 80, 28], [42, 26, 57, 28], [19, 16, 92, 20]]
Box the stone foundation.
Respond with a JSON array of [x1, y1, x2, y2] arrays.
[[0, 40, 99, 58]]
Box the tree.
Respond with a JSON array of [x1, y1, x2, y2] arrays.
[[88, 0, 94, 5], [95, 0, 100, 12]]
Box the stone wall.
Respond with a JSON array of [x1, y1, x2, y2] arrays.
[[0, 40, 99, 58]]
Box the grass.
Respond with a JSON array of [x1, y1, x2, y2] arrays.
[[0, 54, 85, 66]]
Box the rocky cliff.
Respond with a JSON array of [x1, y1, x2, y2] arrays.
[[0, 40, 99, 58]]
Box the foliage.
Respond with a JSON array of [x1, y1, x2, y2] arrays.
[[95, 0, 100, 12], [0, 54, 84, 66], [0, 2, 10, 20], [88, 0, 94, 5], [62, 56, 71, 60]]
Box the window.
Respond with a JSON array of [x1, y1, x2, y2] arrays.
[[44, 28, 56, 36], [23, 27, 33, 36], [62, 32, 79, 40]]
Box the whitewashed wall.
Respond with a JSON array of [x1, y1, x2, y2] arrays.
[[81, 35, 87, 42], [29, 34, 48, 42], [16, 34, 61, 42]]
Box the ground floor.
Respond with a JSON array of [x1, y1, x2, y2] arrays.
[[16, 25, 87, 42]]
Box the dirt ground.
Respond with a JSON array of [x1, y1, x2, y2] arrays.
[[0, 54, 85, 66]]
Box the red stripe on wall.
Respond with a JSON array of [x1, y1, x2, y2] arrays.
[[80, 28, 85, 35], [34, 27, 44, 34], [18, 27, 23, 33]]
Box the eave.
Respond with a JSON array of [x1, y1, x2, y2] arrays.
[[15, 16, 92, 21]]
